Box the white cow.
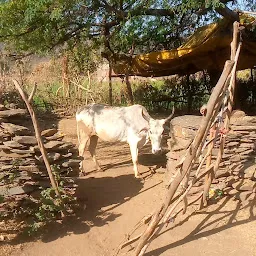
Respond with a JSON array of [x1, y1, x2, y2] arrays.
[[76, 104, 174, 178]]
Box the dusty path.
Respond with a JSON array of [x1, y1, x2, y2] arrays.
[[7, 118, 256, 256]]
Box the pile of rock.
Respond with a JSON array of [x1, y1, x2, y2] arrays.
[[0, 105, 80, 213], [167, 112, 256, 205]]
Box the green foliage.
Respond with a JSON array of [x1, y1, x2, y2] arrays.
[[0, 159, 77, 236], [209, 188, 224, 200], [134, 72, 212, 113], [26, 182, 77, 236], [1, 159, 21, 185], [67, 41, 103, 75], [0, 0, 245, 57]]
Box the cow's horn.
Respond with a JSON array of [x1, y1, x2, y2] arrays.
[[165, 106, 175, 122], [142, 107, 151, 122]]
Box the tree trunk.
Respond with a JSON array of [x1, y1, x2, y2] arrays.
[[109, 63, 113, 105], [186, 74, 192, 113], [62, 55, 70, 97], [125, 73, 134, 105]]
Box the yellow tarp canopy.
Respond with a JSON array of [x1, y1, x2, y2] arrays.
[[111, 14, 256, 77]]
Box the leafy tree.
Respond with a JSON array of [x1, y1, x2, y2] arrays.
[[0, 0, 253, 58], [0, 1, 255, 105]]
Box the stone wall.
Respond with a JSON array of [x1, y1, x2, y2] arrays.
[[0, 105, 80, 214], [167, 112, 256, 204]]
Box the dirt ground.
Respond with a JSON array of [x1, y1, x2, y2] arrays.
[[2, 117, 256, 256]]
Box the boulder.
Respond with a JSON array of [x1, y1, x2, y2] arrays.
[[43, 141, 65, 150], [170, 115, 201, 140], [0, 123, 30, 136], [232, 126, 256, 131], [0, 109, 27, 118], [0, 165, 41, 173], [41, 128, 58, 137], [215, 168, 230, 179], [62, 152, 73, 158], [0, 104, 6, 111], [57, 142, 74, 151], [242, 165, 256, 180], [44, 134, 64, 141], [226, 141, 240, 147], [0, 145, 11, 151], [232, 180, 256, 191], [36, 152, 61, 163], [62, 159, 80, 168], [239, 143, 255, 148], [3, 141, 26, 149], [13, 136, 37, 145], [167, 136, 191, 152], [0, 185, 35, 196], [236, 147, 253, 153], [225, 188, 239, 196], [235, 191, 254, 202], [230, 154, 241, 162], [10, 148, 35, 154]]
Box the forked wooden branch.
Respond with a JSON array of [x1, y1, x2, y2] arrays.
[[12, 79, 64, 215], [28, 82, 37, 103]]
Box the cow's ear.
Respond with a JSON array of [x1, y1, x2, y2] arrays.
[[139, 127, 149, 136]]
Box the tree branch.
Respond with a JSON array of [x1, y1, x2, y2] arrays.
[[215, 5, 239, 21]]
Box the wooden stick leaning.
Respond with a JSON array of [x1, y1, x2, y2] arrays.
[[13, 79, 64, 215], [134, 60, 234, 256], [201, 22, 241, 207]]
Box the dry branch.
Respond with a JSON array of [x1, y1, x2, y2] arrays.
[[118, 21, 242, 256], [28, 82, 37, 103], [12, 79, 64, 214], [201, 125, 216, 207], [134, 60, 234, 256]]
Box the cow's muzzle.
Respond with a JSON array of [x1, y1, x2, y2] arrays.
[[152, 148, 162, 155]]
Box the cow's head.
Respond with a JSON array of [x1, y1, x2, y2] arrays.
[[143, 107, 175, 154]]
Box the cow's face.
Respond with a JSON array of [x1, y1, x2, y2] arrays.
[[148, 119, 166, 154]]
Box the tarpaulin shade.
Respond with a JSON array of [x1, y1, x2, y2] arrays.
[[110, 14, 256, 77]]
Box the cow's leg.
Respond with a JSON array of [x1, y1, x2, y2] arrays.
[[77, 123, 90, 175], [89, 135, 101, 171], [78, 135, 90, 175], [129, 141, 140, 178]]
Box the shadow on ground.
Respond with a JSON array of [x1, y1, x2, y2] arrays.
[[144, 194, 256, 256], [41, 174, 144, 243]]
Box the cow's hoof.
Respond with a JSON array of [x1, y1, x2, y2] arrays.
[[79, 172, 86, 177], [135, 174, 143, 179]]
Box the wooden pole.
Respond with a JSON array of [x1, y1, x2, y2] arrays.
[[109, 62, 113, 106], [134, 60, 234, 256], [200, 124, 216, 208], [200, 21, 241, 208], [12, 79, 63, 205]]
